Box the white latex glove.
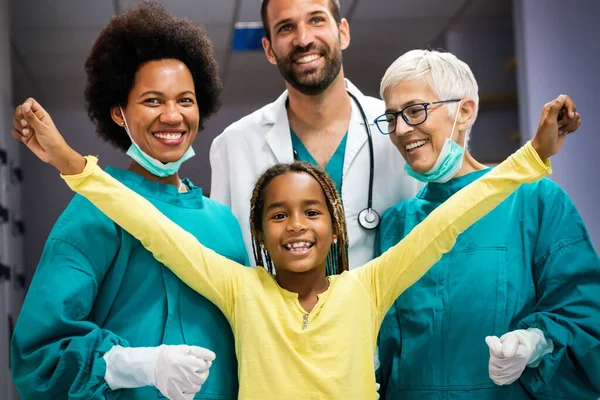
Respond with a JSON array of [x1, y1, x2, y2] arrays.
[[376, 382, 381, 399], [485, 328, 553, 386], [103, 344, 215, 400]]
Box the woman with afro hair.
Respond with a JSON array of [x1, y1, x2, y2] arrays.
[[10, 2, 248, 399]]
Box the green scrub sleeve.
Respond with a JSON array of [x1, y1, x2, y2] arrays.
[[11, 225, 126, 399], [518, 185, 600, 398]]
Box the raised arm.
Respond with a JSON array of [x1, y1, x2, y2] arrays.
[[352, 95, 580, 324], [65, 157, 245, 314], [12, 98, 245, 317]]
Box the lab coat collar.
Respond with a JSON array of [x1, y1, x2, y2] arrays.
[[261, 79, 372, 166], [263, 90, 294, 163]]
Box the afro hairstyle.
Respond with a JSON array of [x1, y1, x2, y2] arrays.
[[84, 0, 222, 151]]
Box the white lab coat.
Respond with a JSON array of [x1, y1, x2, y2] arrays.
[[209, 79, 419, 269]]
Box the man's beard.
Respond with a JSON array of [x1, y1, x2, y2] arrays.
[[274, 42, 343, 96]]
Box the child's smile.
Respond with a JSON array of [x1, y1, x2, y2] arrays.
[[283, 239, 315, 255], [260, 172, 335, 275]]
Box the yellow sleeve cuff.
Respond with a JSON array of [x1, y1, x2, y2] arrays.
[[524, 140, 552, 175], [61, 155, 100, 191]]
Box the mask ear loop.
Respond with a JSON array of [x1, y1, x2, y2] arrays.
[[119, 106, 134, 140], [119, 106, 149, 154], [449, 100, 462, 142]]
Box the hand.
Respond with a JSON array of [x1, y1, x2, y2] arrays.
[[485, 334, 530, 385], [531, 94, 581, 159], [376, 382, 381, 399], [103, 344, 215, 400], [485, 328, 553, 386], [11, 97, 85, 174], [154, 345, 216, 400]]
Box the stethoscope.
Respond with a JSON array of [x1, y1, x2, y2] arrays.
[[292, 90, 380, 230]]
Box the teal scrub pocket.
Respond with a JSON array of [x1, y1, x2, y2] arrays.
[[391, 246, 508, 390], [443, 246, 508, 386]]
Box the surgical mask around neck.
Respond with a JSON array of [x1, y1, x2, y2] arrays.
[[403, 102, 465, 183], [119, 106, 195, 177]]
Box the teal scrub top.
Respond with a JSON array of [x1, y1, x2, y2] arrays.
[[11, 166, 249, 400], [376, 169, 600, 400], [291, 129, 347, 195]]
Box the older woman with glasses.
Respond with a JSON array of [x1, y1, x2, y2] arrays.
[[374, 49, 600, 399]]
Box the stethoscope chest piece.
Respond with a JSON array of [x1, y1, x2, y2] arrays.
[[358, 207, 380, 230]]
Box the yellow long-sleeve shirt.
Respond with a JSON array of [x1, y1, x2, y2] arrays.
[[62, 142, 550, 399]]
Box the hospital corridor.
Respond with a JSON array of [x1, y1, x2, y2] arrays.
[[0, 0, 599, 399]]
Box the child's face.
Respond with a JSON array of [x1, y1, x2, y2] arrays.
[[260, 172, 335, 274]]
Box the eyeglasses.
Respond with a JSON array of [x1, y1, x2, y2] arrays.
[[374, 99, 462, 135]]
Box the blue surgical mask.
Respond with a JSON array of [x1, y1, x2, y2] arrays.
[[119, 106, 195, 177], [403, 102, 465, 183]]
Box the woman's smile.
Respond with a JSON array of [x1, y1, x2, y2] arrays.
[[152, 129, 187, 146]]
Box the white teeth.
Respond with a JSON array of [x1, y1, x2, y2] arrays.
[[296, 54, 320, 64], [405, 139, 429, 151], [285, 241, 312, 250], [154, 132, 182, 140]]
